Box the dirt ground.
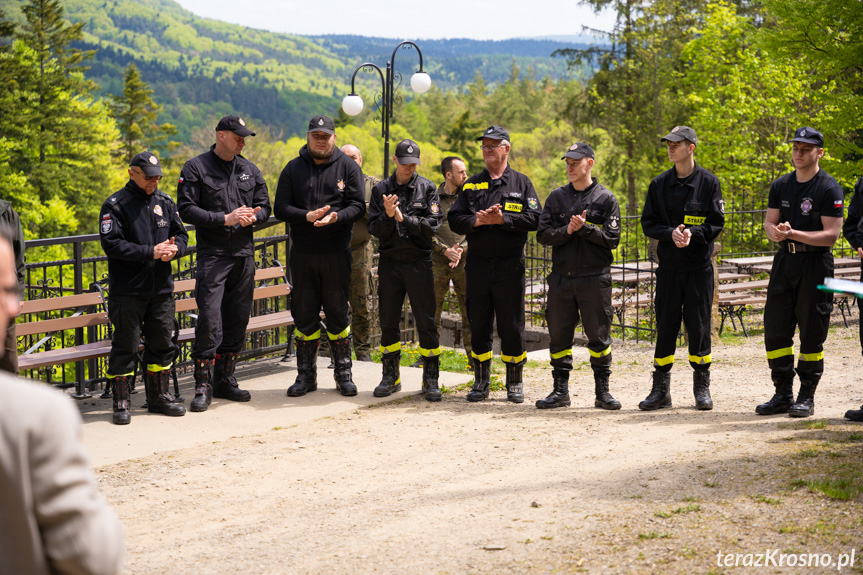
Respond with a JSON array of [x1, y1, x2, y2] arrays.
[[94, 325, 863, 575]]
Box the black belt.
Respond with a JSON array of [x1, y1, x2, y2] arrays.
[[780, 241, 830, 254]]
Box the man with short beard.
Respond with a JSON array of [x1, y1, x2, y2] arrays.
[[274, 115, 365, 397]]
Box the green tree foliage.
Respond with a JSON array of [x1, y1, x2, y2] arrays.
[[0, 0, 121, 241], [109, 63, 179, 165]]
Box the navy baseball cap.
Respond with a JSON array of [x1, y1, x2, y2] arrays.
[[562, 142, 595, 160], [477, 125, 510, 142], [216, 115, 255, 137], [308, 115, 336, 135], [788, 126, 824, 147], [661, 125, 697, 146], [130, 151, 163, 177], [395, 139, 421, 165]]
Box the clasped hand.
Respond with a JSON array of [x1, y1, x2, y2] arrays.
[[307, 205, 339, 227], [475, 204, 504, 226], [226, 205, 261, 227], [672, 224, 692, 248], [153, 237, 178, 261], [383, 195, 404, 222]]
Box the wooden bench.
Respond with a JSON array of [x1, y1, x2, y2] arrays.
[[19, 266, 293, 399]]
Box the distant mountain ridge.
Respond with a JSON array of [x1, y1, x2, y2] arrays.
[[0, 0, 592, 140]]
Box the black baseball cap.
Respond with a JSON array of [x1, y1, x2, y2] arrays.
[[477, 125, 510, 142], [216, 115, 255, 137], [395, 139, 421, 165], [660, 125, 697, 146], [561, 142, 595, 160], [130, 151, 163, 177], [308, 115, 336, 135], [788, 126, 824, 147]]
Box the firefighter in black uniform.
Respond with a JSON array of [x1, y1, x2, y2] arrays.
[[368, 140, 443, 401], [757, 127, 843, 418], [274, 115, 365, 397], [536, 143, 622, 410], [640, 126, 724, 411], [449, 126, 542, 403], [177, 115, 271, 412], [842, 175, 863, 422], [101, 151, 188, 425]]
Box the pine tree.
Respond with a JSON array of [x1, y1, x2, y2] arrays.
[[110, 63, 179, 165]]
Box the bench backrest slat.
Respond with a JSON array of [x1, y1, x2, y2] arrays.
[[17, 313, 109, 337], [20, 292, 104, 315]]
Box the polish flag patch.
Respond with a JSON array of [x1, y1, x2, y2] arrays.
[[834, 200, 843, 208]]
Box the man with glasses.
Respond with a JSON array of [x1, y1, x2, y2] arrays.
[[448, 126, 542, 403], [101, 151, 188, 424], [178, 116, 271, 412], [274, 115, 365, 398], [757, 127, 843, 418], [640, 126, 724, 412]]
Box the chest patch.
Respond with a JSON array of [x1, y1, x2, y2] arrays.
[[154, 205, 163, 216], [504, 202, 523, 213], [800, 197, 813, 215], [157, 219, 168, 228], [239, 173, 251, 182], [337, 180, 345, 190], [684, 215, 706, 225]]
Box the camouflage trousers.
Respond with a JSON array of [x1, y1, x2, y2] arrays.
[[349, 242, 373, 355], [432, 256, 471, 356]]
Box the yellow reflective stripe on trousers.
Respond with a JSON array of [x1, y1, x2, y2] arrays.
[[471, 350, 493, 362], [766, 346, 794, 360], [653, 355, 674, 367], [589, 346, 611, 358], [501, 352, 527, 364], [799, 351, 824, 362], [688, 354, 711, 365], [296, 329, 321, 341], [380, 342, 401, 354], [327, 326, 351, 340], [108, 371, 135, 378], [419, 347, 442, 357], [550, 349, 572, 360], [146, 364, 171, 372]]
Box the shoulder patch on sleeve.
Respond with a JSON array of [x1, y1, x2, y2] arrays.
[[100, 215, 112, 234]]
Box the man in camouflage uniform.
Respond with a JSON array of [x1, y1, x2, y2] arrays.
[[341, 144, 379, 362]]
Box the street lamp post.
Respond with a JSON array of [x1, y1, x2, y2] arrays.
[[342, 40, 431, 176]]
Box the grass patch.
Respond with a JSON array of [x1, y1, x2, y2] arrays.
[[656, 503, 701, 518], [638, 531, 671, 540], [804, 478, 863, 501], [370, 346, 474, 373], [750, 494, 782, 505], [704, 480, 719, 488]]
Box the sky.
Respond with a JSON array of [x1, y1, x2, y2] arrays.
[[171, 0, 617, 40]]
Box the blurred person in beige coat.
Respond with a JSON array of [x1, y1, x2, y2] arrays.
[[0, 234, 125, 574]]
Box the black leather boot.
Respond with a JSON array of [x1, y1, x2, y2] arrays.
[[422, 354, 441, 402], [693, 369, 713, 410], [110, 375, 133, 425], [190, 358, 214, 412], [536, 370, 570, 409], [213, 352, 251, 402], [789, 380, 817, 418], [755, 377, 794, 415], [467, 359, 491, 402], [374, 351, 401, 397], [146, 369, 186, 417], [845, 405, 863, 422], [287, 338, 319, 397], [331, 336, 357, 396], [505, 362, 524, 403], [594, 372, 621, 410], [639, 371, 672, 411]]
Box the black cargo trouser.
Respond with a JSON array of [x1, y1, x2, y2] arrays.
[[108, 293, 176, 375], [290, 249, 351, 341], [653, 263, 714, 372], [546, 271, 613, 376], [466, 253, 526, 365], [377, 257, 439, 354], [764, 249, 833, 383], [192, 254, 255, 359]]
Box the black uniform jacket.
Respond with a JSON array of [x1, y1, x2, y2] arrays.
[[842, 177, 863, 249], [100, 180, 189, 296], [769, 169, 844, 232], [537, 179, 621, 277], [641, 163, 724, 271], [176, 146, 271, 257], [274, 145, 365, 254], [447, 165, 541, 258], [368, 171, 441, 263]]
